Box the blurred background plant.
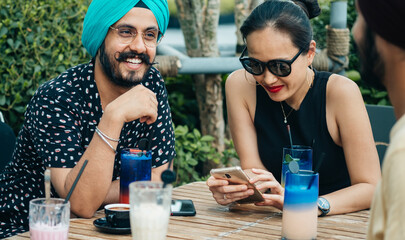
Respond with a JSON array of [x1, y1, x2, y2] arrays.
[[173, 125, 237, 186], [0, 0, 390, 185], [0, 0, 91, 131]]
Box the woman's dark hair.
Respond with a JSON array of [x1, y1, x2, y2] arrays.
[[240, 0, 321, 54]]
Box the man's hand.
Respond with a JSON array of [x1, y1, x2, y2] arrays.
[[106, 84, 158, 125]]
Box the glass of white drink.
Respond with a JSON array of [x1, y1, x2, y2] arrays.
[[129, 181, 172, 240]]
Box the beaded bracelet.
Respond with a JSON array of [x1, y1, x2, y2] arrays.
[[95, 128, 117, 154]]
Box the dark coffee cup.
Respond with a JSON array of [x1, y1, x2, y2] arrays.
[[104, 203, 130, 228]]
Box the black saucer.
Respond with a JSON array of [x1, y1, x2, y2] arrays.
[[93, 217, 131, 234]]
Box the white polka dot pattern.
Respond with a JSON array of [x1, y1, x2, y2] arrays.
[[0, 60, 176, 238]]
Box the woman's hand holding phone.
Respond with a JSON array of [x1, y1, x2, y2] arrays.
[[247, 168, 285, 210], [208, 166, 265, 204], [206, 175, 253, 205], [207, 167, 285, 209]]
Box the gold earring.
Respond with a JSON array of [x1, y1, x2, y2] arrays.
[[306, 69, 314, 88]]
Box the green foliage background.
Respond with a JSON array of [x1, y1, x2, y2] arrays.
[[0, 0, 91, 131]]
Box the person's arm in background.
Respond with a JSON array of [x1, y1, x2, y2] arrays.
[[320, 74, 381, 215], [368, 121, 405, 239]]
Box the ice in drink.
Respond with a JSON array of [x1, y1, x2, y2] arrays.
[[281, 146, 312, 187], [129, 182, 172, 240], [130, 203, 170, 240]]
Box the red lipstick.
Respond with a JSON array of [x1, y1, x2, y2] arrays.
[[267, 85, 283, 93]]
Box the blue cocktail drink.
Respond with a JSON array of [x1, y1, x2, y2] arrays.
[[120, 149, 152, 204], [282, 170, 318, 240], [281, 145, 312, 187]]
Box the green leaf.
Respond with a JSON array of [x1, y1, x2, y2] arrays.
[[346, 70, 360, 82], [200, 146, 211, 152], [0, 27, 8, 38], [175, 125, 188, 136], [187, 158, 198, 166], [14, 106, 26, 113], [0, 95, 5, 105], [360, 88, 371, 95], [6, 38, 14, 48], [193, 128, 201, 138], [285, 154, 293, 163], [200, 135, 215, 142], [373, 91, 388, 98]]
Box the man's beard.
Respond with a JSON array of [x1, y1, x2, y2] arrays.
[[99, 42, 154, 88], [356, 25, 386, 91]]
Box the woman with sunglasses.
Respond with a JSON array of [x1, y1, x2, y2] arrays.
[[207, 0, 381, 216]]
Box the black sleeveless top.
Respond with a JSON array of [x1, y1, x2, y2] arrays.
[[255, 70, 350, 195]]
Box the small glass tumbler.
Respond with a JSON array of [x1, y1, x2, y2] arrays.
[[120, 148, 152, 203], [29, 198, 70, 240], [282, 170, 319, 240], [129, 181, 172, 240], [281, 145, 313, 187]]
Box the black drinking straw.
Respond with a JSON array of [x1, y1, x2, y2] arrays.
[[287, 124, 294, 149], [147, 130, 154, 151], [161, 157, 176, 188], [307, 152, 325, 189], [64, 159, 89, 203]]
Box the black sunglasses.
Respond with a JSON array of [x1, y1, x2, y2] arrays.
[[239, 47, 304, 77]]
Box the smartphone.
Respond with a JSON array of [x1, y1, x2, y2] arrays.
[[210, 166, 264, 204], [171, 199, 196, 216]]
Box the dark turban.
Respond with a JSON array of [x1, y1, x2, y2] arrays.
[[358, 0, 405, 50], [82, 0, 169, 57]]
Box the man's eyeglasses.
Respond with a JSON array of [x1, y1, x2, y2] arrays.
[[109, 26, 163, 48], [239, 47, 304, 77]]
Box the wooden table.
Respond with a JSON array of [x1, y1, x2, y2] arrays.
[[9, 181, 369, 239]]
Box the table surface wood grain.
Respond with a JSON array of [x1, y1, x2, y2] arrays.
[[8, 181, 370, 239]]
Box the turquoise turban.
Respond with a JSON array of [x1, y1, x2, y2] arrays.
[[82, 0, 169, 58]]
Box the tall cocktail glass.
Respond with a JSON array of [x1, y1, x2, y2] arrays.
[[281, 145, 312, 187], [282, 170, 318, 240], [29, 198, 70, 240], [129, 181, 172, 240], [120, 148, 152, 203]]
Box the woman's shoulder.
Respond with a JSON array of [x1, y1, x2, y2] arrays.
[[225, 69, 257, 115], [326, 73, 361, 100], [226, 69, 249, 83], [225, 69, 256, 92]]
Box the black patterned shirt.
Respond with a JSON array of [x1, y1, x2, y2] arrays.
[[0, 59, 175, 238]]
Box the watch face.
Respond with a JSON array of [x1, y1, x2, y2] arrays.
[[318, 198, 330, 210]]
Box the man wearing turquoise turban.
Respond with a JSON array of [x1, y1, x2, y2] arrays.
[[0, 1, 175, 237], [82, 0, 169, 58]]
